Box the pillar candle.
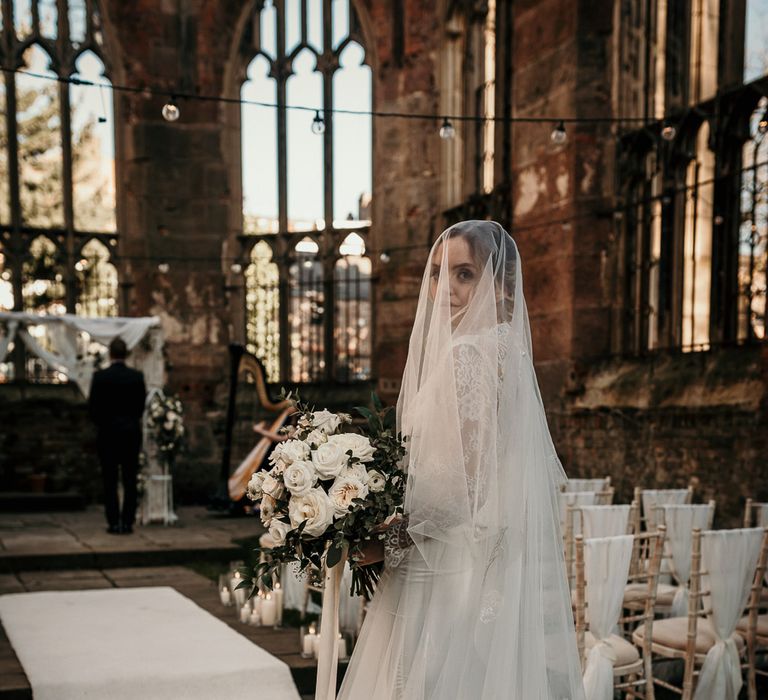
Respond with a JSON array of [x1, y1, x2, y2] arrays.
[[302, 629, 317, 656], [261, 594, 277, 626], [336, 633, 348, 660], [219, 587, 231, 606]]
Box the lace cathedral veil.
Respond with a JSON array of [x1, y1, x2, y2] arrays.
[[393, 221, 584, 698]]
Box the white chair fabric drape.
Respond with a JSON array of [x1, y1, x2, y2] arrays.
[[559, 491, 599, 531], [565, 478, 609, 493], [582, 535, 634, 700], [693, 527, 763, 700], [659, 504, 715, 616], [580, 505, 631, 539], [641, 489, 690, 530]]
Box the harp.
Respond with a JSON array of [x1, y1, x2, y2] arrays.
[[220, 344, 294, 503]]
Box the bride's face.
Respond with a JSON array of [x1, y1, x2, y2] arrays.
[[429, 237, 480, 314]]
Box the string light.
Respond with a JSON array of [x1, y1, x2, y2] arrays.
[[0, 67, 661, 128], [661, 123, 677, 141], [230, 263, 243, 274], [550, 121, 567, 145], [758, 111, 768, 135], [311, 110, 325, 135], [158, 262, 170, 273], [98, 85, 108, 124], [162, 97, 180, 122], [379, 251, 391, 263], [439, 118, 456, 140]]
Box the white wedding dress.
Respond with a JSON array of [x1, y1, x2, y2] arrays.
[[338, 221, 585, 700]]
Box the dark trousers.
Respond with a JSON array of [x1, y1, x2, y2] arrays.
[[98, 428, 141, 528]]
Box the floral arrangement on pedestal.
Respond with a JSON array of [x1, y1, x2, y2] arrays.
[[146, 392, 185, 466], [241, 390, 407, 600]]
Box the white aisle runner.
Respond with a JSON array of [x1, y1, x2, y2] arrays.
[[0, 586, 301, 700]]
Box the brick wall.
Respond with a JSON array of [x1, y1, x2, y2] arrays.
[[550, 344, 768, 526]]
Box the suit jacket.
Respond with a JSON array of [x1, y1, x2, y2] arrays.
[[88, 362, 147, 434]]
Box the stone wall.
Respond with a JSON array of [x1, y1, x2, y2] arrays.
[[550, 344, 768, 527], [0, 385, 101, 500]]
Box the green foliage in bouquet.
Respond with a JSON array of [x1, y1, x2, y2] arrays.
[[238, 389, 407, 601]]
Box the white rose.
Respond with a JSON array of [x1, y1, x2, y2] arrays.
[[328, 476, 369, 518], [305, 429, 328, 447], [268, 519, 290, 547], [283, 460, 318, 497], [311, 441, 349, 480], [167, 411, 178, 421], [261, 473, 285, 500], [311, 409, 342, 435], [269, 439, 310, 469], [246, 471, 266, 501], [163, 420, 173, 430], [365, 469, 386, 493], [260, 494, 276, 525], [288, 487, 335, 537], [338, 462, 367, 482], [328, 433, 376, 463]]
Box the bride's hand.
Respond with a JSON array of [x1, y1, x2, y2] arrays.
[[351, 539, 385, 566]]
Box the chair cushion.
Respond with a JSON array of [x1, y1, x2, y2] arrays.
[[736, 614, 768, 637], [585, 631, 640, 668], [632, 616, 746, 655], [624, 582, 677, 606]]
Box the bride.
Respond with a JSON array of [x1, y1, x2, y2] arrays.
[[337, 220, 585, 699]]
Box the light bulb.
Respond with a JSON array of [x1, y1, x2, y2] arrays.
[[714, 215, 724, 225], [439, 118, 455, 140], [311, 110, 325, 135], [158, 262, 170, 274], [379, 251, 391, 263], [230, 263, 243, 274], [661, 124, 676, 141], [550, 121, 567, 145], [162, 100, 180, 122], [303, 259, 314, 269]]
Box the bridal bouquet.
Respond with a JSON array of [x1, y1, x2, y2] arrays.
[[242, 390, 407, 599]]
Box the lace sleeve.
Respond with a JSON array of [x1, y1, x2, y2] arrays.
[[453, 340, 497, 503], [383, 516, 412, 568]]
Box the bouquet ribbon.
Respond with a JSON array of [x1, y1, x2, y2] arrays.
[[315, 546, 347, 700]]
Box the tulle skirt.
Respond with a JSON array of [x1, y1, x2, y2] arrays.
[[337, 543, 475, 700]]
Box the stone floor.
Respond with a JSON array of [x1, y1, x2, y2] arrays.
[[0, 507, 331, 698], [0, 506, 248, 572]]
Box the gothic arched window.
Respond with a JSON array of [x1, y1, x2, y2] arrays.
[[239, 0, 372, 384], [738, 98, 768, 341], [0, 1, 119, 380], [682, 122, 715, 350]]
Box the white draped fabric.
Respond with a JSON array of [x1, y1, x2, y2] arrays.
[[582, 535, 634, 700], [559, 491, 599, 532], [564, 478, 609, 493], [693, 528, 763, 700], [658, 504, 715, 617], [580, 505, 631, 539], [640, 489, 690, 530], [0, 312, 163, 395]]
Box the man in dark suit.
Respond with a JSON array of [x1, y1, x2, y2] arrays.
[[88, 338, 147, 534]]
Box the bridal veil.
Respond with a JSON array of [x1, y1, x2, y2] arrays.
[[339, 221, 585, 699]]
